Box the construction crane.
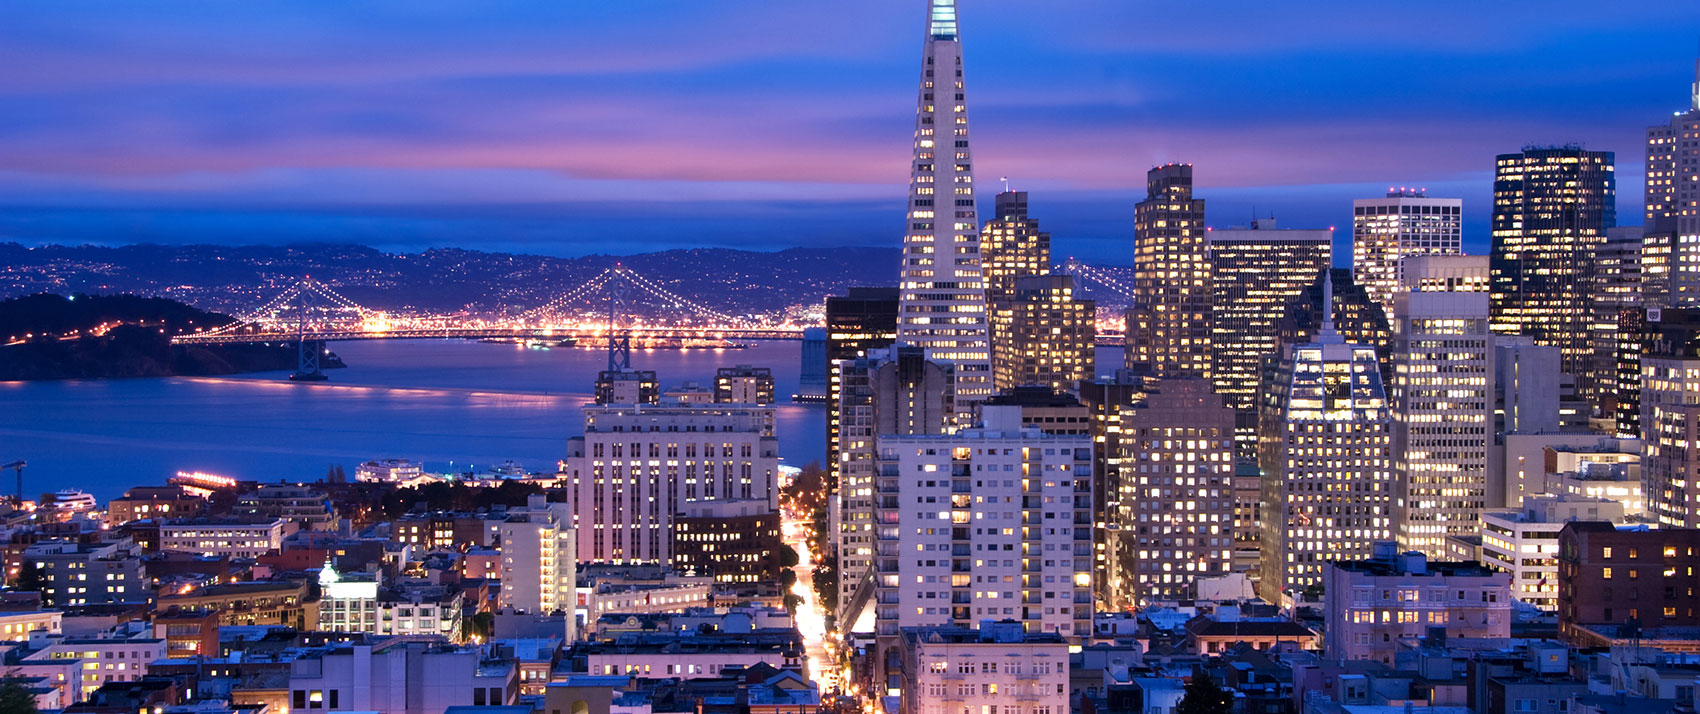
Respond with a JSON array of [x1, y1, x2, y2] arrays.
[[1, 461, 22, 505]]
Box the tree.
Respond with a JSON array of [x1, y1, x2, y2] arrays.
[[0, 675, 39, 714], [779, 545, 800, 569], [463, 611, 495, 643], [1176, 673, 1233, 714], [9, 561, 41, 593]]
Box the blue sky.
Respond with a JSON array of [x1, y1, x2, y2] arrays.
[[1, 1, 1697, 263]]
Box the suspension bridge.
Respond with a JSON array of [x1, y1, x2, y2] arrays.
[[168, 261, 1133, 379]]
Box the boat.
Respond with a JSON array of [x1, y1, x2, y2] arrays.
[[43, 489, 97, 512]]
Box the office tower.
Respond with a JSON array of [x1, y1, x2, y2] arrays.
[[1592, 228, 1645, 416], [1399, 254, 1490, 294], [1128, 163, 1210, 377], [1351, 189, 1464, 318], [835, 346, 954, 630], [1110, 378, 1235, 607], [714, 365, 774, 405], [1390, 282, 1493, 558], [565, 403, 778, 564], [1645, 55, 1700, 308], [990, 274, 1095, 392], [1489, 146, 1616, 401], [797, 327, 828, 402], [595, 370, 658, 405], [981, 190, 1050, 303], [1641, 308, 1700, 528], [497, 495, 578, 624], [1077, 373, 1150, 605], [869, 405, 1092, 640], [825, 287, 900, 492], [895, 0, 993, 405], [1208, 219, 1333, 451], [1258, 276, 1393, 602], [1272, 269, 1393, 395]]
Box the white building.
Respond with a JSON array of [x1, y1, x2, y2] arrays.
[[1352, 190, 1464, 319], [285, 641, 516, 714], [24, 633, 168, 695], [895, 621, 1070, 714], [1480, 494, 1627, 610], [498, 495, 577, 630], [317, 563, 381, 633], [0, 611, 60, 642], [1391, 285, 1493, 558], [1259, 276, 1393, 602], [159, 518, 289, 558], [894, 0, 993, 405], [566, 404, 778, 564], [870, 406, 1093, 643]]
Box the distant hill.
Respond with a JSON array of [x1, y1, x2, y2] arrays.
[[0, 293, 340, 380]]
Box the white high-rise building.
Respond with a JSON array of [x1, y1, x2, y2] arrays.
[[1352, 190, 1464, 319], [896, 0, 992, 405], [871, 406, 1092, 644], [565, 403, 778, 564], [1391, 257, 1494, 558], [1259, 275, 1394, 602], [497, 495, 577, 633]]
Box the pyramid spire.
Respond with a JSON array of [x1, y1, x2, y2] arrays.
[[929, 0, 958, 40]]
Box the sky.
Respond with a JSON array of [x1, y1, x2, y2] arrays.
[[2, 1, 1698, 264]]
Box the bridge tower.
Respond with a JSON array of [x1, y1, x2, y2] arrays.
[[606, 265, 632, 371], [289, 279, 329, 382]]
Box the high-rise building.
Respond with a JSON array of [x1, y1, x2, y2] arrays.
[[896, 0, 992, 405], [1258, 276, 1393, 602], [1351, 190, 1464, 319], [835, 346, 954, 630], [1208, 218, 1333, 451], [982, 190, 1050, 303], [1644, 55, 1700, 308], [1489, 146, 1617, 400], [595, 370, 658, 405], [990, 274, 1095, 392], [565, 404, 778, 564], [869, 406, 1092, 641], [497, 495, 578, 625], [1077, 373, 1149, 605], [825, 287, 900, 493], [1110, 378, 1235, 607], [1592, 227, 1645, 417], [1641, 308, 1700, 528], [1391, 283, 1493, 558], [714, 365, 774, 405], [1128, 163, 1210, 378]]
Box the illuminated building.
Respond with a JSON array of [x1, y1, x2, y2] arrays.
[[1208, 218, 1332, 452], [1111, 378, 1235, 607], [1258, 275, 1392, 602], [979, 386, 1089, 436], [1077, 373, 1149, 605], [1390, 281, 1493, 558], [834, 346, 953, 629], [1591, 228, 1645, 418], [671, 499, 782, 584], [1644, 55, 1700, 309], [565, 404, 777, 564], [1489, 146, 1616, 402], [1322, 543, 1510, 665], [1399, 254, 1489, 294], [1351, 189, 1463, 319], [714, 365, 774, 405], [158, 518, 288, 559], [893, 623, 1070, 714], [895, 0, 993, 405], [825, 287, 899, 494], [990, 274, 1095, 392], [1641, 308, 1700, 528], [869, 406, 1092, 642], [497, 496, 577, 630], [981, 190, 1050, 303], [595, 370, 659, 405], [1479, 494, 1627, 611], [1128, 163, 1210, 378]]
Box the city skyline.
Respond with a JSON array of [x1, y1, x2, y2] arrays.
[[3, 3, 1699, 263]]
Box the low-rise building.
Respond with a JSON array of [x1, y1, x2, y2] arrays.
[[564, 629, 804, 679], [22, 540, 148, 607], [1323, 542, 1512, 664], [156, 580, 317, 630], [1557, 522, 1700, 643], [285, 640, 517, 714], [158, 518, 290, 559], [893, 621, 1070, 714], [0, 610, 62, 642], [1480, 495, 1628, 611], [671, 499, 782, 584]]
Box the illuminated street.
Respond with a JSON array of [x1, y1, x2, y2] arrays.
[[782, 501, 838, 693]]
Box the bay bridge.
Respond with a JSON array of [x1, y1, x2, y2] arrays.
[[170, 261, 1133, 379]]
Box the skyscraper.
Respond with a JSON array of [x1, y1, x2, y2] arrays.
[[825, 287, 900, 493], [1391, 260, 1493, 559], [990, 274, 1095, 392], [1644, 55, 1700, 309], [1259, 275, 1393, 602], [896, 0, 993, 404], [1489, 146, 1616, 400], [1592, 227, 1644, 418], [1128, 163, 1210, 378], [1351, 190, 1464, 319], [1641, 308, 1700, 528], [1208, 219, 1333, 452], [981, 190, 1050, 303]]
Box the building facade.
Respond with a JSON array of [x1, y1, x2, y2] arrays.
[[894, 622, 1069, 714], [671, 499, 782, 584], [1644, 57, 1700, 309], [990, 274, 1095, 392], [1322, 544, 1511, 665], [895, 0, 992, 404], [825, 287, 901, 494], [715, 365, 774, 405], [1128, 163, 1210, 378], [1557, 522, 1700, 641], [1641, 309, 1700, 528], [1351, 190, 1464, 319], [1480, 495, 1627, 611]]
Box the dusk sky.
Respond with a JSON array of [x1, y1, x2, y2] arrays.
[[3, 1, 1699, 264]]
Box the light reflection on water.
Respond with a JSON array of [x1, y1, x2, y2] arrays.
[[2, 340, 826, 500]]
